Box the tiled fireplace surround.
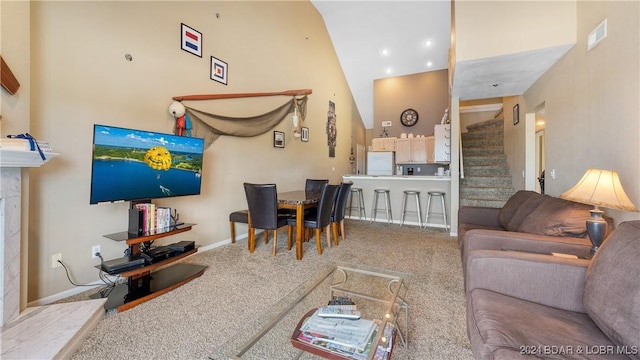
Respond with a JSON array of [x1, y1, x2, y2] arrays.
[[1, 165, 105, 359]]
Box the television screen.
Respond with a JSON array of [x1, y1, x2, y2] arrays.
[[90, 124, 205, 204]]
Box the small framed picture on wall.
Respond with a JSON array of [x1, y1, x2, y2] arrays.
[[181, 23, 202, 57], [513, 104, 520, 125], [273, 131, 285, 148], [210, 56, 228, 85]]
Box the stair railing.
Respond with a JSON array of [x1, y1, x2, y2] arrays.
[[459, 129, 464, 179]]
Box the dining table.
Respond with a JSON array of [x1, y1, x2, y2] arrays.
[[277, 190, 321, 260]]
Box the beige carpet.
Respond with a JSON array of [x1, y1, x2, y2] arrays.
[[66, 220, 473, 360]]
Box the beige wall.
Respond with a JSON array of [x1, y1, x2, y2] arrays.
[[22, 1, 363, 301], [520, 1, 640, 224], [455, 1, 577, 61], [1, 0, 33, 313], [372, 69, 449, 140]]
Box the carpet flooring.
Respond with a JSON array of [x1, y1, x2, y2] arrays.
[[67, 220, 473, 360]]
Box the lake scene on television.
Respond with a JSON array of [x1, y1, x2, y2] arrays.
[[90, 125, 205, 204]]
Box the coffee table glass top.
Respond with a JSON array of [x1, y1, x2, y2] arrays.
[[210, 262, 410, 360]]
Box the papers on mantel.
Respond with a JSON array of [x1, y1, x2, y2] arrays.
[[299, 308, 376, 351], [0, 139, 58, 168]]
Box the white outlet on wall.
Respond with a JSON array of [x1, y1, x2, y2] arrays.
[[52, 253, 62, 268], [92, 245, 101, 259], [381, 121, 392, 127]]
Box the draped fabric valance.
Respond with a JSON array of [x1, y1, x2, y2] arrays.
[[183, 95, 308, 149]]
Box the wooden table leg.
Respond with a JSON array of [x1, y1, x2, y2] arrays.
[[296, 203, 303, 260]]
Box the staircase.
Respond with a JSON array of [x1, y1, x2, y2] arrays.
[[460, 119, 516, 208]]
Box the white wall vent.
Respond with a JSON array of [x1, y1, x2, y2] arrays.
[[587, 19, 607, 51]]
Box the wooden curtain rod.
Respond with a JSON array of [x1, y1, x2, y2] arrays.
[[1, 56, 20, 95], [172, 89, 312, 101]]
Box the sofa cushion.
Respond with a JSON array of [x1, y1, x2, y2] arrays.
[[584, 220, 640, 351], [517, 197, 591, 237], [498, 190, 538, 228], [468, 289, 622, 360], [505, 193, 547, 232]]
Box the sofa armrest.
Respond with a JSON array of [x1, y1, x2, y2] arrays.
[[458, 206, 502, 228], [466, 249, 590, 312], [462, 229, 593, 260]]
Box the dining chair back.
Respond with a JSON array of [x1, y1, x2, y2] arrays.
[[288, 183, 340, 255], [331, 181, 353, 244], [305, 179, 329, 193], [243, 183, 291, 256]]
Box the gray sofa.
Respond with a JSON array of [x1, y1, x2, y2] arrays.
[[458, 190, 610, 272], [465, 220, 640, 359]]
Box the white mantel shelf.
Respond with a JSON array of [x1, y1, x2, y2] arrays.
[[0, 149, 59, 167]]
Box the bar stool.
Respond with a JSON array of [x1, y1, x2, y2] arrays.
[[370, 189, 393, 224], [400, 190, 423, 227], [347, 187, 366, 221], [424, 191, 449, 230]]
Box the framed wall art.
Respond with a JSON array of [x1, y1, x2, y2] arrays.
[[513, 104, 520, 125], [301, 127, 309, 142], [210, 56, 228, 85], [180, 23, 202, 57], [273, 131, 285, 148]]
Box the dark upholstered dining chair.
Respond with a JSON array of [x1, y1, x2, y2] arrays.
[[330, 181, 353, 245], [305, 179, 329, 193], [287, 183, 340, 256], [243, 183, 292, 256]]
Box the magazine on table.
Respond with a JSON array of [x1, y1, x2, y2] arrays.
[[295, 309, 396, 359], [298, 309, 376, 351]]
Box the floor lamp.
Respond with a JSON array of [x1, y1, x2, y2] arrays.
[[559, 168, 638, 256]]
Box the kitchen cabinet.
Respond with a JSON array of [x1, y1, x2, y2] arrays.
[[396, 137, 432, 164], [426, 136, 435, 163], [434, 124, 451, 163], [371, 137, 397, 152], [395, 139, 411, 163]]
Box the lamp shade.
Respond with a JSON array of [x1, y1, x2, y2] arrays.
[[559, 168, 638, 212]]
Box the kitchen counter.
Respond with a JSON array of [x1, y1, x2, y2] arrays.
[[343, 175, 450, 181], [342, 175, 451, 229]]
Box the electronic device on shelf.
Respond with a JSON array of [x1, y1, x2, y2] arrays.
[[142, 246, 174, 264], [167, 240, 195, 253], [101, 256, 145, 274], [89, 124, 205, 205]]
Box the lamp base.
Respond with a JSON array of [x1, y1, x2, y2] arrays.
[[586, 208, 607, 256]]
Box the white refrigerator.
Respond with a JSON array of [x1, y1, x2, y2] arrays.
[[367, 151, 395, 175]]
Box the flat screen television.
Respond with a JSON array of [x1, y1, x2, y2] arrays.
[[90, 124, 205, 205]]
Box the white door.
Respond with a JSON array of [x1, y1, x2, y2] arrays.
[[356, 144, 365, 175]]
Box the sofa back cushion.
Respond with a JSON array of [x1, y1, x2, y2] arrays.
[[498, 190, 538, 228], [584, 220, 640, 351], [517, 196, 591, 237], [505, 192, 547, 231]]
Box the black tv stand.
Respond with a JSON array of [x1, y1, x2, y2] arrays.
[[91, 223, 206, 312]]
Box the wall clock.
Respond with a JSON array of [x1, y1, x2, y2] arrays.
[[400, 108, 419, 127]]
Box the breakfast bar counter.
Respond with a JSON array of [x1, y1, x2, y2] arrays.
[[342, 175, 451, 228]]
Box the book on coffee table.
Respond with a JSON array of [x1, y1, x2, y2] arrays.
[[291, 308, 396, 360]]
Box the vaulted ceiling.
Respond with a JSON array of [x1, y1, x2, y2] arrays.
[[311, 1, 451, 129], [312, 1, 573, 129]]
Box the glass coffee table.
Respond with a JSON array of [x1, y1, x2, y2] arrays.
[[210, 262, 410, 360]]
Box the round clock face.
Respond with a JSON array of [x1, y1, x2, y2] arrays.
[[400, 108, 419, 127]]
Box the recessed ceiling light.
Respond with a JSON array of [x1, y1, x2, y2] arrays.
[[380, 48, 390, 56], [425, 40, 432, 47], [385, 68, 393, 74], [426, 61, 433, 67]]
